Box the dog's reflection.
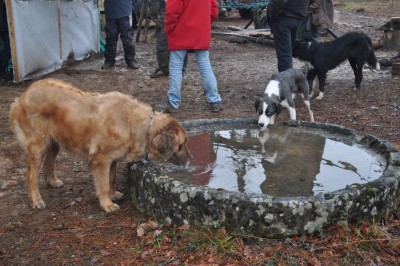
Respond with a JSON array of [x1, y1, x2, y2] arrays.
[[257, 128, 325, 197], [257, 129, 290, 164]]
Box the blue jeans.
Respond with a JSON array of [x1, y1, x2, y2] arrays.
[[270, 16, 301, 72], [168, 50, 221, 109]]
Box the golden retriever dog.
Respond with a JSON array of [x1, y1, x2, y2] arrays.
[[9, 78, 192, 212]]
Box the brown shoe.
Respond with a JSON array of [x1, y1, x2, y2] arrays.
[[155, 102, 178, 114], [150, 69, 168, 78], [209, 102, 223, 113], [101, 62, 114, 70], [127, 61, 140, 69]]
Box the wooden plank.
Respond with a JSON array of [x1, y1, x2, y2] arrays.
[[213, 32, 274, 45]]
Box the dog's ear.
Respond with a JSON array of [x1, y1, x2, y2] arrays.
[[151, 122, 181, 161], [300, 64, 310, 76], [255, 97, 262, 112]]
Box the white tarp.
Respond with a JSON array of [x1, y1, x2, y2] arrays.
[[7, 0, 99, 82]]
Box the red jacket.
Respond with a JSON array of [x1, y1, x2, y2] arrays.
[[165, 0, 219, 51]]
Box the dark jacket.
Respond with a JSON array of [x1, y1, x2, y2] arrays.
[[104, 0, 132, 19], [268, 0, 309, 22], [282, 0, 309, 19], [306, 0, 334, 30]]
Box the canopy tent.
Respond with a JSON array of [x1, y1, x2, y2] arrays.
[[5, 0, 100, 82]]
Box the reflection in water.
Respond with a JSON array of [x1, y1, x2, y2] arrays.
[[161, 126, 385, 197]]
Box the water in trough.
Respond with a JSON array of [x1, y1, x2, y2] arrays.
[[159, 126, 386, 197]]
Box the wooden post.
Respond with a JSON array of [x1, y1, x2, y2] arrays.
[[5, 0, 18, 82]]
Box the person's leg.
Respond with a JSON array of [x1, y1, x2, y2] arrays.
[[289, 18, 300, 51], [155, 26, 169, 73], [310, 27, 319, 42], [0, 31, 11, 79], [194, 50, 222, 105], [151, 2, 169, 78], [167, 50, 187, 109], [118, 16, 138, 68], [132, 0, 140, 30], [297, 19, 309, 42], [270, 16, 300, 72], [103, 18, 119, 67]]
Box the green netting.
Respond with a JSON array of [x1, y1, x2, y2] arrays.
[[0, 38, 12, 76], [218, 0, 269, 9], [100, 37, 105, 54], [6, 58, 12, 75]]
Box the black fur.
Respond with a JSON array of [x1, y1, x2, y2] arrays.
[[292, 31, 380, 94]]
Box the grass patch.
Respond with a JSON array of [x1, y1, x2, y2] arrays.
[[337, 0, 399, 17], [181, 227, 242, 257]]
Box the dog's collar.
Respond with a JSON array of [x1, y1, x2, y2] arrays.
[[143, 111, 155, 163]]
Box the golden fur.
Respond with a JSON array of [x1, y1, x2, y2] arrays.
[[9, 78, 192, 212]]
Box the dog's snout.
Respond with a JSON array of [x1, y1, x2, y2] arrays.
[[258, 123, 264, 128]]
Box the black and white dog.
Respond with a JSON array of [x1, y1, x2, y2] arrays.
[[292, 31, 380, 100], [255, 66, 314, 130]]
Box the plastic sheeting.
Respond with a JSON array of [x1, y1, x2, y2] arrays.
[[7, 0, 100, 82]]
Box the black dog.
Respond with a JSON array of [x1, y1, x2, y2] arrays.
[[292, 32, 380, 100]]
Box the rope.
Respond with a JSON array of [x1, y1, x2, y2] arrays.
[[218, 0, 269, 10]]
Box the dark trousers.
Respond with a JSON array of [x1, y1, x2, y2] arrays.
[[270, 16, 301, 72], [156, 26, 169, 72], [297, 20, 319, 43], [155, 3, 186, 73], [0, 31, 11, 76], [104, 16, 136, 65]]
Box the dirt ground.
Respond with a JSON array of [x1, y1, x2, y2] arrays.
[[1, 5, 400, 265]]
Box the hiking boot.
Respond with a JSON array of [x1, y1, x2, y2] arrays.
[[209, 102, 223, 113], [127, 61, 140, 69], [101, 62, 114, 70], [155, 102, 178, 114], [150, 69, 168, 78]]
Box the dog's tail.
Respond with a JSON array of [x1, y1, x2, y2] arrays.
[[367, 39, 380, 71], [9, 98, 27, 149]]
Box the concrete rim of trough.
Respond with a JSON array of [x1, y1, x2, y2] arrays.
[[127, 119, 400, 238]]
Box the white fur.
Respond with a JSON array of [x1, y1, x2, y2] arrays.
[[258, 130, 289, 163], [376, 62, 380, 71], [304, 100, 314, 122], [265, 80, 280, 96], [316, 92, 324, 100], [258, 102, 272, 130], [258, 81, 280, 130]]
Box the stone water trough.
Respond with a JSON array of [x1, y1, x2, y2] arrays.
[[127, 118, 400, 238]]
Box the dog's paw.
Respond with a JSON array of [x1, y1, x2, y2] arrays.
[[32, 199, 46, 209], [315, 93, 324, 100], [47, 178, 64, 188], [111, 191, 123, 201], [102, 202, 120, 212]]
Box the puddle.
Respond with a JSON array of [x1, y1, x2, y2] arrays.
[[159, 126, 386, 197]]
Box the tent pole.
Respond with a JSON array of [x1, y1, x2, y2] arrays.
[[57, 0, 62, 59], [5, 0, 18, 82]]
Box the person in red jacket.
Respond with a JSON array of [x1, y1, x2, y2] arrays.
[[158, 0, 223, 113]]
